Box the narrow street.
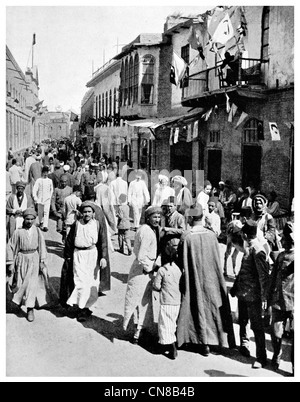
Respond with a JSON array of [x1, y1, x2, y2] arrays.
[[6, 216, 293, 379]]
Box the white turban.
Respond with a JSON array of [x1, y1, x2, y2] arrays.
[[158, 174, 169, 183], [172, 175, 187, 186]]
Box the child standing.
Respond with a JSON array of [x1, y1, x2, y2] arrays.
[[152, 243, 182, 360], [116, 193, 132, 256]]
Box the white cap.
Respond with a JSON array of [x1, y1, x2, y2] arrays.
[[63, 165, 70, 171]]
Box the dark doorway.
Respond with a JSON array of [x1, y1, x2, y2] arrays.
[[242, 145, 262, 189], [170, 142, 192, 174], [207, 149, 222, 188]]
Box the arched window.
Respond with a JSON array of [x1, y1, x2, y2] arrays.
[[109, 89, 112, 117], [141, 54, 155, 104], [102, 93, 104, 117], [128, 56, 134, 105], [105, 91, 108, 118], [124, 58, 129, 105], [120, 61, 125, 106], [133, 54, 139, 104], [243, 118, 264, 143], [95, 95, 98, 118], [261, 6, 270, 60]]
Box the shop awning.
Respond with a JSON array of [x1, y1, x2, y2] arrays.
[[125, 107, 204, 130]]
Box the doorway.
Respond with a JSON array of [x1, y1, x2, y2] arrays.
[[170, 142, 192, 174], [207, 149, 222, 188], [242, 145, 262, 189]]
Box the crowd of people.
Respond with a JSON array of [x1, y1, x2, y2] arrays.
[[5, 139, 294, 375]]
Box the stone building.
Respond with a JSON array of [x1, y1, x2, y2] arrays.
[[6, 46, 47, 153]]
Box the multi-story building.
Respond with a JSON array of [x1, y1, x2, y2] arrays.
[[177, 5, 294, 209], [6, 45, 47, 153], [86, 59, 131, 162]]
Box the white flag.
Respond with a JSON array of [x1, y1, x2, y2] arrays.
[[174, 127, 179, 144], [269, 122, 281, 141], [193, 121, 198, 138], [169, 128, 174, 145], [171, 52, 187, 86], [225, 93, 231, 113], [228, 103, 238, 122], [235, 111, 249, 128], [212, 13, 235, 45]]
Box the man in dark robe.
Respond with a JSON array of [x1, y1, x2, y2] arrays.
[[176, 205, 236, 356]]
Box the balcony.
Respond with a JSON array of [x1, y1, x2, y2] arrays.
[[182, 57, 269, 108]]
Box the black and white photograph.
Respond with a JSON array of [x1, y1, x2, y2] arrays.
[[3, 1, 296, 383]]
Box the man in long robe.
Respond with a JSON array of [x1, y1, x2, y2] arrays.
[[6, 181, 34, 241], [6, 208, 49, 322], [176, 205, 236, 355]]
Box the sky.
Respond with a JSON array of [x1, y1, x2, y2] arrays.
[[5, 2, 211, 114]]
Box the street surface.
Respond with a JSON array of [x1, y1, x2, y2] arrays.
[[6, 217, 293, 379]]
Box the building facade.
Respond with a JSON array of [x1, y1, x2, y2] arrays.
[[6, 46, 47, 153]]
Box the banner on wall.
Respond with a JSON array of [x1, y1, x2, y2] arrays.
[[269, 122, 281, 141], [193, 121, 198, 139]]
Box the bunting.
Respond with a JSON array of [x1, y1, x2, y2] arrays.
[[186, 124, 192, 142], [228, 103, 238, 122], [225, 93, 231, 113], [169, 128, 174, 145], [192, 121, 198, 138], [174, 127, 179, 144], [211, 13, 235, 45], [235, 111, 249, 128], [201, 107, 213, 121]]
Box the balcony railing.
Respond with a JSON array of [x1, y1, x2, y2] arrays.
[[182, 57, 269, 101]]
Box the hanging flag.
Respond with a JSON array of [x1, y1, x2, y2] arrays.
[[269, 122, 281, 141], [202, 107, 213, 121], [228, 103, 238, 122], [212, 13, 235, 45], [174, 127, 179, 144], [186, 124, 192, 142], [169, 128, 174, 145], [32, 33, 36, 46], [225, 93, 231, 113], [235, 111, 249, 128], [170, 52, 187, 86], [187, 23, 207, 60], [193, 121, 198, 138]]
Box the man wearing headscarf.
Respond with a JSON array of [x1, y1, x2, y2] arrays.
[[123, 206, 162, 344], [61, 201, 109, 322], [176, 204, 236, 356], [6, 181, 34, 240], [152, 174, 175, 208], [251, 194, 278, 252], [172, 175, 193, 215], [268, 221, 294, 373], [6, 208, 49, 322]]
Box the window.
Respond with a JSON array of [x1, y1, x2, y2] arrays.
[[128, 56, 134, 105], [95, 95, 98, 118], [109, 89, 112, 117], [124, 58, 129, 105], [105, 91, 108, 117], [180, 45, 189, 88], [102, 93, 104, 117], [243, 118, 264, 143], [141, 54, 154, 104], [98, 95, 101, 118], [120, 61, 125, 106], [133, 54, 139, 103], [209, 130, 221, 143], [261, 7, 270, 60], [113, 88, 117, 116]]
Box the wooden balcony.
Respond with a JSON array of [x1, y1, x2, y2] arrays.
[[182, 57, 269, 107]]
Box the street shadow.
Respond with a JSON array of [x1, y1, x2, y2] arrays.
[[111, 271, 129, 284], [45, 239, 64, 258], [204, 370, 245, 377]]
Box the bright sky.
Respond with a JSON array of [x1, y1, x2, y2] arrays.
[[5, 2, 210, 114]]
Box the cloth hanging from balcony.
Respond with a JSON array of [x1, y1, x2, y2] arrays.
[[173, 128, 179, 144], [186, 124, 192, 142], [193, 121, 198, 139], [170, 52, 187, 87]]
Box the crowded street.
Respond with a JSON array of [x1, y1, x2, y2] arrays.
[[6, 208, 293, 378], [6, 5, 295, 383]]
